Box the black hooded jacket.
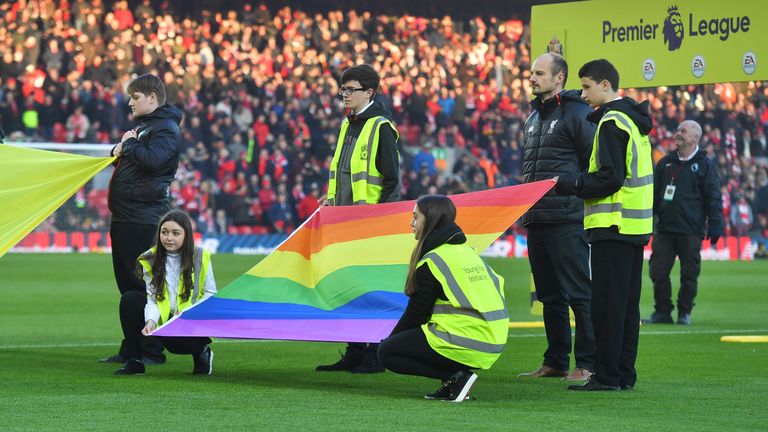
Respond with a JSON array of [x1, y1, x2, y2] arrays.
[[333, 101, 400, 205], [389, 223, 465, 336], [108, 104, 183, 224], [521, 90, 595, 225], [557, 97, 654, 244]]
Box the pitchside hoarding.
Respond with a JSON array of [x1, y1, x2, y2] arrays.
[[531, 0, 765, 87]]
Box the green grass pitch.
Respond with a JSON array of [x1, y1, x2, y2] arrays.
[[0, 253, 765, 431]]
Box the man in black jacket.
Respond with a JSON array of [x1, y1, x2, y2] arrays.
[[557, 59, 654, 391], [644, 120, 723, 325], [100, 73, 183, 365], [519, 53, 596, 381]]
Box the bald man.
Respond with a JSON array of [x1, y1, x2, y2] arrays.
[[644, 120, 723, 325], [519, 53, 596, 381]]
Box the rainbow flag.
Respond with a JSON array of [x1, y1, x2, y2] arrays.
[[0, 145, 114, 258], [154, 180, 554, 342]]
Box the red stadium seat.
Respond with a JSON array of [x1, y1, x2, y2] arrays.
[[71, 231, 85, 251]]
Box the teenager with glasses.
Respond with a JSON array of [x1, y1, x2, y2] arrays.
[[315, 64, 401, 374]]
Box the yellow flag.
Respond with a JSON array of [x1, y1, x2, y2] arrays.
[[0, 145, 115, 257]]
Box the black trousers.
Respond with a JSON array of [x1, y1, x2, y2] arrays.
[[590, 240, 643, 388], [649, 233, 702, 315], [119, 291, 211, 359], [527, 223, 595, 371], [377, 328, 469, 381], [110, 221, 164, 357]]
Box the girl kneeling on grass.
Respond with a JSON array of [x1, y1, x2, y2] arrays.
[[114, 210, 217, 376], [377, 195, 509, 402]]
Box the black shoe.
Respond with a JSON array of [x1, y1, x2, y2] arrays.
[[568, 377, 619, 391], [425, 371, 478, 402], [677, 313, 691, 325], [316, 349, 363, 372], [142, 354, 167, 365], [351, 352, 385, 374], [100, 354, 127, 363], [114, 359, 145, 375], [641, 312, 674, 324], [621, 384, 635, 391], [193, 346, 214, 375]]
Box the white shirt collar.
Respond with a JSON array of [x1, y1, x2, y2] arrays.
[[353, 100, 374, 116], [678, 146, 699, 161]]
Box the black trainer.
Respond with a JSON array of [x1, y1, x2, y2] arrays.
[[142, 354, 167, 365], [677, 313, 692, 325], [316, 349, 363, 372], [641, 312, 674, 324], [100, 354, 127, 363], [568, 377, 620, 391], [425, 371, 478, 402], [193, 346, 214, 375], [350, 351, 385, 373], [114, 359, 145, 375]]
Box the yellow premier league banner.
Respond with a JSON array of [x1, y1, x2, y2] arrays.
[[531, 0, 764, 87]]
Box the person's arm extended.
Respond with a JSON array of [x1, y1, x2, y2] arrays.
[[375, 124, 401, 203], [557, 121, 627, 199], [389, 265, 444, 335], [122, 125, 179, 172]]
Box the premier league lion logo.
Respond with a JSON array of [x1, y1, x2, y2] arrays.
[[663, 5, 684, 51]]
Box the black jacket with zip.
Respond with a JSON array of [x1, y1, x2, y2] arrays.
[[521, 90, 595, 225], [109, 104, 183, 224]]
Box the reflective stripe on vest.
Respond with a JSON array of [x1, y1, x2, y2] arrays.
[[327, 116, 398, 206], [138, 246, 211, 325], [419, 243, 508, 369], [425, 252, 508, 322], [584, 110, 653, 235]]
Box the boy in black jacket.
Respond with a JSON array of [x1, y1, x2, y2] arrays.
[[101, 73, 183, 365], [557, 59, 654, 391]]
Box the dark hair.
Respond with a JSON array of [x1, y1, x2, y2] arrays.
[[150, 210, 195, 302], [127, 73, 166, 105], [549, 53, 568, 84], [340, 64, 380, 96], [404, 195, 457, 296], [578, 59, 620, 91]]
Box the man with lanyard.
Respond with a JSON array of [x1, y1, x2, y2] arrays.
[[644, 120, 723, 325], [315, 64, 401, 373]]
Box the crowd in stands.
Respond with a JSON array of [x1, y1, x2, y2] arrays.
[[1, 0, 767, 245]]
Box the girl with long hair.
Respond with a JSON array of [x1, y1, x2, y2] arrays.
[[378, 195, 509, 402], [114, 210, 217, 375]]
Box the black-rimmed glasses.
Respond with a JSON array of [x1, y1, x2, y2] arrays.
[[338, 87, 367, 96]]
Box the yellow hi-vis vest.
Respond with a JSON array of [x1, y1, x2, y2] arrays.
[[584, 110, 654, 235], [419, 243, 509, 369], [327, 116, 399, 205], [138, 246, 212, 325]]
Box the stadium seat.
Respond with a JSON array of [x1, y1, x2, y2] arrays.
[[70, 231, 85, 251]]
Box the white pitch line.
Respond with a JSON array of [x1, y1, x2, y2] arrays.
[[1, 328, 767, 350]]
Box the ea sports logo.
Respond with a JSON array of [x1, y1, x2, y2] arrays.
[[642, 59, 656, 81], [663, 5, 684, 51], [691, 55, 706, 78], [743, 52, 757, 75]]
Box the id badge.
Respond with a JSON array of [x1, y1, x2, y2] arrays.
[[663, 184, 676, 201]]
